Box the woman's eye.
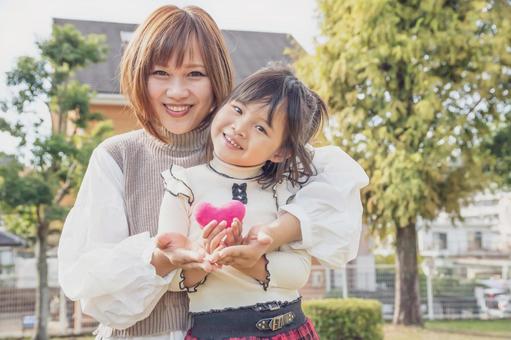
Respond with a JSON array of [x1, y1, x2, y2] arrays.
[[152, 70, 168, 76], [189, 71, 206, 77]]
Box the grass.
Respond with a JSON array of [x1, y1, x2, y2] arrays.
[[384, 319, 511, 340], [425, 319, 511, 337], [384, 325, 495, 340]]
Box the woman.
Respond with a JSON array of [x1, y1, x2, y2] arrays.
[[57, 5, 368, 340]]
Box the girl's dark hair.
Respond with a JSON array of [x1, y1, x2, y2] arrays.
[[224, 64, 328, 188]]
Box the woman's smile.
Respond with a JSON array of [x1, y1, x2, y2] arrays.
[[163, 104, 192, 118]]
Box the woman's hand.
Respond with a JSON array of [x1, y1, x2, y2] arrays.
[[152, 232, 217, 276]]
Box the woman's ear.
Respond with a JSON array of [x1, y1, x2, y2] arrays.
[[269, 147, 290, 163]]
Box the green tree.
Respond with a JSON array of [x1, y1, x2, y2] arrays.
[[487, 120, 511, 187], [296, 0, 510, 325], [0, 24, 110, 340]]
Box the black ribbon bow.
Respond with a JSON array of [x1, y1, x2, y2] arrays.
[[232, 183, 248, 204]]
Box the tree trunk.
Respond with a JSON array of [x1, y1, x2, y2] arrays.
[[393, 222, 422, 325], [34, 222, 49, 340]]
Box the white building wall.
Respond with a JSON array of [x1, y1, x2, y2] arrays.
[[498, 192, 511, 250], [418, 191, 510, 257], [354, 254, 376, 291]]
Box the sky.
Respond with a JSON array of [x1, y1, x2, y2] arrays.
[[0, 0, 321, 153]]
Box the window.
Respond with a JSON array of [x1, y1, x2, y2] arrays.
[[311, 271, 324, 288], [468, 231, 483, 251], [433, 232, 448, 250]]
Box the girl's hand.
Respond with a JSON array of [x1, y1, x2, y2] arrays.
[[155, 232, 217, 272], [202, 219, 243, 253], [209, 228, 273, 269], [201, 220, 226, 253]]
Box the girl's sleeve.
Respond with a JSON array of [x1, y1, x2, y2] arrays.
[[158, 165, 193, 235], [265, 248, 311, 290], [57, 146, 177, 330], [280, 146, 369, 269]]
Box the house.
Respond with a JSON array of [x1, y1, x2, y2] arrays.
[[417, 191, 511, 279], [0, 226, 25, 286]]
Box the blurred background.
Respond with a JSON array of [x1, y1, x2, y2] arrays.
[[0, 0, 510, 339]]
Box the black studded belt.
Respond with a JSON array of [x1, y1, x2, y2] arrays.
[[190, 298, 306, 339]]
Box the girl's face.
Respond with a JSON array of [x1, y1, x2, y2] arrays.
[[210, 100, 288, 167], [147, 40, 214, 135]]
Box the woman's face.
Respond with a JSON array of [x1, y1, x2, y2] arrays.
[[147, 40, 214, 135]]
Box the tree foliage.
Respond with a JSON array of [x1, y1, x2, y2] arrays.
[[1, 24, 111, 238], [487, 119, 511, 187], [0, 23, 111, 340], [297, 0, 510, 233], [296, 0, 511, 324]]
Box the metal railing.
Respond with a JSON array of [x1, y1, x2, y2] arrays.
[[1, 262, 510, 337]]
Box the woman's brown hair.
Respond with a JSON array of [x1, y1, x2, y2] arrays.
[[120, 5, 234, 141]]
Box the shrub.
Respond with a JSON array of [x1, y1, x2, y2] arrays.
[[303, 298, 383, 340]]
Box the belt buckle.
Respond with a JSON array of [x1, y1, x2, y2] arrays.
[[256, 311, 295, 331], [270, 314, 285, 331]]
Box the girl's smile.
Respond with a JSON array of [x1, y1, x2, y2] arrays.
[[222, 133, 243, 150]]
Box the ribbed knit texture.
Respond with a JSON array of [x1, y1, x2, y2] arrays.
[[100, 125, 209, 337]]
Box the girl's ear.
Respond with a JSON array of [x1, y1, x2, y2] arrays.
[[269, 147, 290, 163]]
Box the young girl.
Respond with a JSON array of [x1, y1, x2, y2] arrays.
[[158, 65, 327, 339]]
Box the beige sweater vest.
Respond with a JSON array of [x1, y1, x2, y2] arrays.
[[101, 126, 208, 337]]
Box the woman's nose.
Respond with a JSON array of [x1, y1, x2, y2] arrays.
[[165, 78, 189, 99]]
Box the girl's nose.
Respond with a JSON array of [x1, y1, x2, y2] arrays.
[[231, 119, 247, 138], [165, 78, 189, 99]]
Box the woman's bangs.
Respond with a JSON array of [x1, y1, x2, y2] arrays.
[[150, 18, 199, 68]]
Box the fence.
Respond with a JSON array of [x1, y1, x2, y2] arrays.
[[309, 262, 511, 321], [1, 262, 510, 337], [0, 283, 97, 338]]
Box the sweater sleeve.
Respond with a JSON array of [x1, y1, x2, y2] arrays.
[[266, 247, 311, 290], [280, 146, 369, 269], [57, 146, 177, 329]]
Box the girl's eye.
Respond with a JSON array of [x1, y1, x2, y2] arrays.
[[255, 125, 267, 134], [189, 71, 206, 77], [232, 105, 242, 114]]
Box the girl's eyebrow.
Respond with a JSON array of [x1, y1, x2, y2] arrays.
[[232, 100, 246, 109]]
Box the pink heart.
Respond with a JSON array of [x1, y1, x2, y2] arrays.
[[195, 200, 246, 229]]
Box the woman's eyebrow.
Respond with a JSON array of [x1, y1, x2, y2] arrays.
[[183, 63, 206, 68]]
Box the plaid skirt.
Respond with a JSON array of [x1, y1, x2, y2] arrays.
[[184, 298, 319, 340]]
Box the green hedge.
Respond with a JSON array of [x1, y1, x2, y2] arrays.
[[303, 298, 383, 340]]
